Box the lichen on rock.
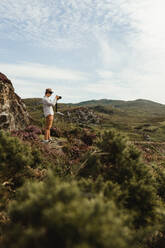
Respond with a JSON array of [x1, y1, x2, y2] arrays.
[[0, 72, 30, 130]]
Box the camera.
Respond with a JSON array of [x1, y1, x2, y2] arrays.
[[57, 95, 62, 100]]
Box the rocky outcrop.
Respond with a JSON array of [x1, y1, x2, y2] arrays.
[[59, 107, 101, 125], [0, 72, 30, 130]]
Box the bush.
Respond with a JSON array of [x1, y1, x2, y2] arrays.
[[77, 130, 162, 228], [11, 125, 41, 141], [24, 125, 42, 135], [2, 171, 136, 248], [153, 165, 165, 202], [62, 143, 81, 160], [96, 130, 143, 183], [78, 130, 149, 184], [77, 176, 123, 204], [0, 131, 32, 176], [0, 130, 42, 186], [77, 152, 102, 179], [50, 127, 61, 137]]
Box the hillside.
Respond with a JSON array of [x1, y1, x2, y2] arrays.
[[1, 116, 165, 248], [1, 96, 165, 247], [73, 98, 165, 117], [23, 98, 165, 142], [23, 98, 165, 115]]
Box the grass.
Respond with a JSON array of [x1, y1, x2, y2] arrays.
[[23, 98, 165, 142]]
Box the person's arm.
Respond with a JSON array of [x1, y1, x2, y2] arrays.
[[42, 97, 57, 107]]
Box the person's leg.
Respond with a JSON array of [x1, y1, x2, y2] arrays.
[[44, 115, 51, 140], [48, 115, 54, 140], [44, 129, 49, 140], [44, 115, 53, 140]]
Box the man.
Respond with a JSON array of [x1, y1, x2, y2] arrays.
[[42, 88, 58, 143]]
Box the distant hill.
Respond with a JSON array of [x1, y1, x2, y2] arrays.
[[74, 98, 164, 108], [23, 98, 165, 115], [23, 97, 165, 142], [23, 98, 165, 107], [71, 98, 165, 115]]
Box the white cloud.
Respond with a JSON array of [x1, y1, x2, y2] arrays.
[[0, 0, 135, 49], [97, 70, 113, 79], [1, 0, 165, 104], [11, 77, 89, 102], [84, 74, 165, 104], [0, 62, 90, 102], [1, 0, 164, 53], [0, 63, 88, 81], [92, 0, 165, 104], [12, 78, 44, 97], [97, 36, 128, 70]]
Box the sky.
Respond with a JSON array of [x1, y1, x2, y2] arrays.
[[0, 0, 165, 103]]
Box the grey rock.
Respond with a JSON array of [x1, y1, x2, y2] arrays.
[[0, 72, 30, 131]]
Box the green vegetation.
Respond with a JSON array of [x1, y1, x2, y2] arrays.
[[2, 172, 135, 248], [77, 130, 162, 228], [1, 98, 165, 247], [23, 98, 165, 141]]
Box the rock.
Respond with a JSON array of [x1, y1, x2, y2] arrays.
[[60, 107, 101, 125], [0, 72, 30, 130], [143, 133, 150, 141]]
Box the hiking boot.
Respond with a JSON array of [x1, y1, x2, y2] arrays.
[[41, 140, 49, 144]]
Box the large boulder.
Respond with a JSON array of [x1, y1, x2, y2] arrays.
[[0, 72, 30, 130]]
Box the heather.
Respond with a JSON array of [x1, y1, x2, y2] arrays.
[[1, 122, 165, 248], [2, 97, 165, 248]]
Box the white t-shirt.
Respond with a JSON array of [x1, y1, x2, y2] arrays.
[[42, 96, 57, 117]]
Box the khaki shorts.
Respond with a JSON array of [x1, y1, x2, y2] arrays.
[[45, 115, 54, 129]]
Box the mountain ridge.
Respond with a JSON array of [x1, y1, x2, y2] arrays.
[[73, 98, 165, 107], [23, 97, 165, 107]]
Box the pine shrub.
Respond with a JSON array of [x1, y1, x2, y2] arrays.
[[77, 152, 102, 179], [154, 166, 165, 202], [77, 130, 162, 228], [0, 130, 42, 186], [0, 131, 32, 177], [2, 171, 136, 248]]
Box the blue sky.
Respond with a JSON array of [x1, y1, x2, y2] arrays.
[[0, 0, 165, 103]]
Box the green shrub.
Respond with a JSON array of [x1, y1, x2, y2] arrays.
[[78, 176, 124, 207], [77, 152, 102, 179], [2, 171, 136, 248], [77, 130, 162, 228], [153, 165, 165, 202], [123, 178, 161, 227], [0, 131, 31, 176], [0, 130, 42, 186], [96, 130, 144, 184]]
